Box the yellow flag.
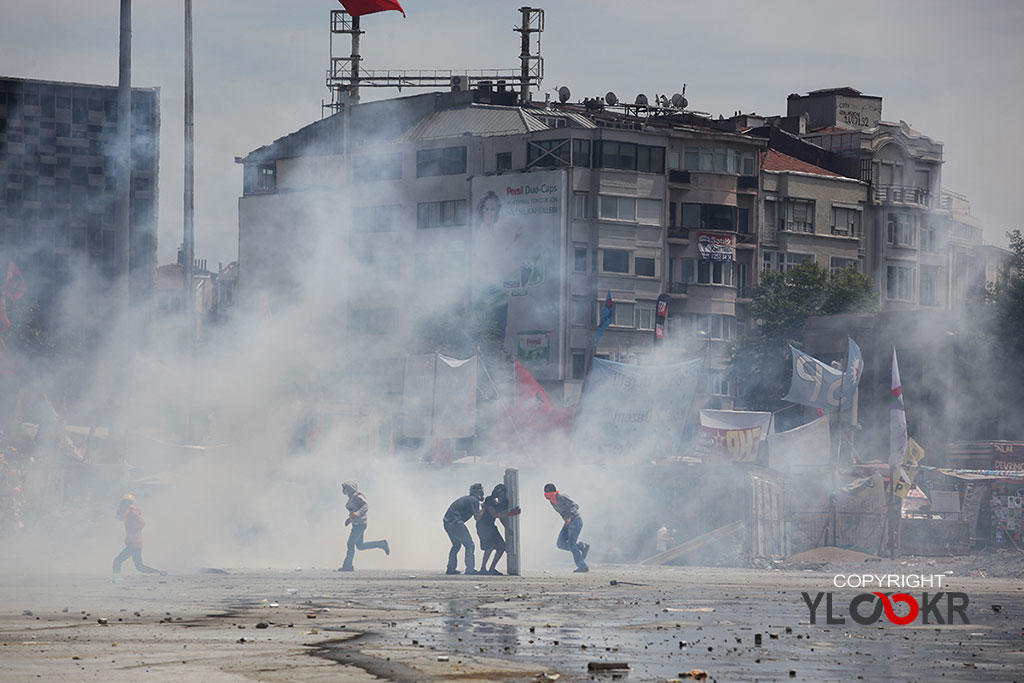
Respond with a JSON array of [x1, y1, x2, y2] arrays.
[[894, 438, 925, 499]]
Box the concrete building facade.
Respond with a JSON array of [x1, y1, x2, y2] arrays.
[[0, 76, 160, 340]]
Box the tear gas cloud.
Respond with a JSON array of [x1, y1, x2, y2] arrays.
[[0, 118, 711, 577]]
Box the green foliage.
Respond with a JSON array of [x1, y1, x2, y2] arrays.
[[729, 261, 877, 410], [985, 229, 1024, 395]]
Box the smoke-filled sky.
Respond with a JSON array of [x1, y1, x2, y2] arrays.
[[1, 0, 1020, 267]]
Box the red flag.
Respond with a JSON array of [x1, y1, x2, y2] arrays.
[[338, 0, 406, 18], [4, 262, 25, 302], [514, 359, 555, 411]]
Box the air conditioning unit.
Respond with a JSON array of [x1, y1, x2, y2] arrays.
[[450, 75, 468, 92]]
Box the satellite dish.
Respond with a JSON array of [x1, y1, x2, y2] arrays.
[[635, 93, 648, 106], [671, 93, 684, 108], [558, 86, 571, 103], [659, 95, 669, 107], [605, 91, 618, 106]]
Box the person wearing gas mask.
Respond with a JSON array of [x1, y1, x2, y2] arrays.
[[338, 480, 390, 572], [443, 483, 485, 575], [476, 483, 521, 575], [544, 483, 590, 573]]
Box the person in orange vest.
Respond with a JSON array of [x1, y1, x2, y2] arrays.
[[112, 494, 164, 575]]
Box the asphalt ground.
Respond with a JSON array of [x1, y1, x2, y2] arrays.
[[0, 566, 1022, 682]]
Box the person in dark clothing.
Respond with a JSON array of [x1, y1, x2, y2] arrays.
[[443, 483, 485, 575], [544, 483, 590, 573], [338, 480, 390, 572], [476, 483, 521, 575], [112, 494, 164, 575]]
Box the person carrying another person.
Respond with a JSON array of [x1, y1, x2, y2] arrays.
[[339, 480, 390, 572], [112, 494, 164, 575], [544, 483, 590, 573], [443, 483, 485, 575]]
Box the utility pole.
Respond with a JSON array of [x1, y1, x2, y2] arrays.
[[183, 0, 196, 441], [117, 0, 132, 310]]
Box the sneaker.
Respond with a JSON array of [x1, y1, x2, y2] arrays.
[[338, 566, 354, 572], [382, 540, 390, 556], [573, 566, 589, 573], [581, 542, 591, 561], [488, 568, 504, 576], [445, 568, 460, 575]]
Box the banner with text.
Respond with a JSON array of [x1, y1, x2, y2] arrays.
[[699, 409, 773, 463], [471, 170, 567, 380], [697, 233, 735, 262], [572, 358, 703, 458]]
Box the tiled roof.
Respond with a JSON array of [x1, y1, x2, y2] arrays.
[[761, 149, 843, 178]]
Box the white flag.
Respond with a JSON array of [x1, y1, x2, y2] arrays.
[[889, 348, 908, 467]]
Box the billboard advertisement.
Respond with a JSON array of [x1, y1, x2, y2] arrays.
[[697, 232, 735, 262], [471, 170, 567, 380]]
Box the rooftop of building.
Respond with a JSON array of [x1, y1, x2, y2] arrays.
[[790, 87, 881, 100], [760, 148, 844, 178], [0, 74, 159, 94]]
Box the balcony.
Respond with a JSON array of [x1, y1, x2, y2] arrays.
[[667, 282, 688, 295], [737, 175, 758, 190], [667, 227, 690, 242], [873, 184, 932, 208]]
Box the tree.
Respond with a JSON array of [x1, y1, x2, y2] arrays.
[[728, 261, 877, 411]]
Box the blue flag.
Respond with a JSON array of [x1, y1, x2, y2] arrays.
[[594, 290, 613, 347], [841, 337, 863, 408], [783, 345, 845, 412]]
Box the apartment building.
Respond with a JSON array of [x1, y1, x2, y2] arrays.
[[237, 88, 763, 407], [0, 76, 160, 338]]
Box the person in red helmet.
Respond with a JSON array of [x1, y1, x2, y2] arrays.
[[112, 494, 164, 575]]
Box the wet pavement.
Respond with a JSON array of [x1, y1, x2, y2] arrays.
[[0, 566, 1022, 681]]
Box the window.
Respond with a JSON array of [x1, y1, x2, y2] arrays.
[[920, 223, 938, 253], [602, 249, 630, 273], [737, 262, 749, 298], [886, 264, 915, 301], [830, 257, 860, 272], [887, 213, 917, 247], [572, 351, 586, 380], [599, 195, 637, 221], [574, 192, 590, 219], [707, 370, 731, 396], [350, 308, 395, 335], [353, 153, 402, 182], [694, 314, 732, 340], [571, 299, 588, 325], [669, 146, 681, 170], [697, 260, 733, 285], [636, 302, 656, 331], [527, 138, 569, 167], [636, 198, 662, 225], [681, 203, 702, 229], [352, 204, 399, 233], [596, 141, 636, 170], [572, 139, 591, 167], [613, 301, 635, 327], [781, 198, 815, 233], [737, 207, 750, 234], [574, 247, 587, 272], [496, 152, 512, 172], [763, 251, 815, 272], [765, 200, 778, 235], [635, 256, 656, 278], [416, 146, 467, 177], [636, 145, 665, 173], [416, 199, 467, 228], [684, 147, 699, 170], [676, 258, 695, 284], [920, 266, 940, 306], [742, 152, 756, 176], [831, 206, 861, 236], [415, 250, 463, 280]]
